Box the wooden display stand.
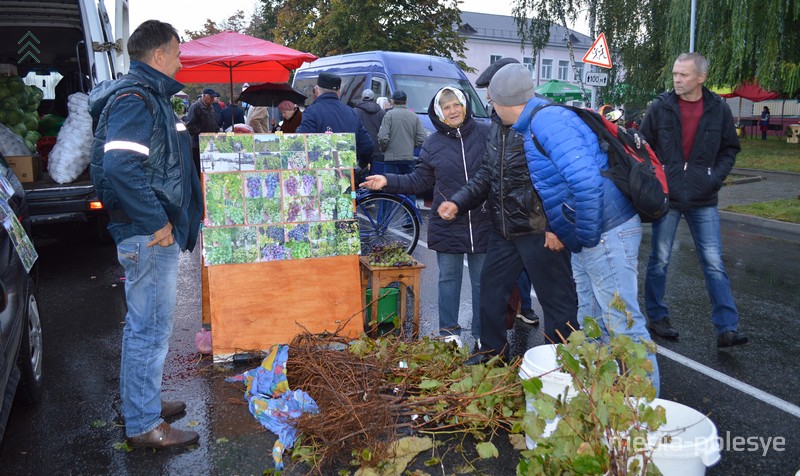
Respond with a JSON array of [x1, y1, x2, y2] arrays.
[[207, 255, 363, 358], [359, 256, 425, 338]]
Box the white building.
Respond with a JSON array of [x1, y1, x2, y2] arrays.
[[458, 12, 595, 105]]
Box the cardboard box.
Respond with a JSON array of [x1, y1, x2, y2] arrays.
[[6, 155, 41, 183]]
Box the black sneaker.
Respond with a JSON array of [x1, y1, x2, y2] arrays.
[[517, 308, 540, 325], [717, 330, 749, 348], [647, 317, 679, 339]]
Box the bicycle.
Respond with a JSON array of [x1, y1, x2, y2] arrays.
[[353, 179, 421, 256]]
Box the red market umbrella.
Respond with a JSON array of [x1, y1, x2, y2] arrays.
[[175, 31, 317, 102]]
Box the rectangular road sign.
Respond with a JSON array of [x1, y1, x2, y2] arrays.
[[584, 72, 608, 87]]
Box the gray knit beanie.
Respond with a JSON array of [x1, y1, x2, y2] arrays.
[[488, 64, 536, 106]]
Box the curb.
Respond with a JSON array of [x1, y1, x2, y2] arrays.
[[719, 210, 800, 244]]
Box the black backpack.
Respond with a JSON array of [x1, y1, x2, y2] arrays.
[[531, 105, 669, 222]]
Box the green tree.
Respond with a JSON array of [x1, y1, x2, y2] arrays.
[[269, 0, 469, 69], [184, 10, 251, 40], [512, 0, 800, 109]]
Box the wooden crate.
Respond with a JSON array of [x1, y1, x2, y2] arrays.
[[207, 255, 363, 357]]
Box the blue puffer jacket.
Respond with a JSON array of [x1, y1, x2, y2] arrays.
[[383, 88, 490, 253], [89, 61, 203, 251], [296, 92, 374, 166], [512, 97, 635, 252]]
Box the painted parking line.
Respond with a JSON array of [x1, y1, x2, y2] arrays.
[[657, 346, 800, 419]]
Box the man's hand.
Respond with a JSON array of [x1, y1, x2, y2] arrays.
[[438, 201, 459, 221], [544, 231, 564, 252], [359, 175, 388, 191], [148, 222, 174, 247]]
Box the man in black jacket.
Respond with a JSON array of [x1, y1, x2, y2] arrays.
[[354, 90, 385, 169], [438, 59, 578, 361], [640, 52, 747, 348]]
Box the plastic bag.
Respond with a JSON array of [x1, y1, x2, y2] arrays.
[[195, 328, 212, 355]]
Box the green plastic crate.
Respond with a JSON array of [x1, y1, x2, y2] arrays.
[[365, 287, 399, 324]]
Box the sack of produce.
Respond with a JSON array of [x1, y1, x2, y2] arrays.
[[0, 122, 31, 157], [0, 75, 43, 153], [48, 92, 94, 183]]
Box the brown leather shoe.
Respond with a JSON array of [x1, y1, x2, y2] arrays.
[[127, 422, 199, 449], [161, 400, 186, 419]]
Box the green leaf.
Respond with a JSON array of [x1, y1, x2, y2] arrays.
[[559, 348, 581, 374], [533, 398, 557, 420], [216, 437, 229, 444], [112, 441, 133, 452], [520, 376, 543, 397], [450, 375, 474, 393], [572, 454, 603, 474], [475, 441, 499, 459], [419, 378, 442, 390], [582, 317, 602, 339], [423, 457, 441, 466], [90, 419, 108, 429]]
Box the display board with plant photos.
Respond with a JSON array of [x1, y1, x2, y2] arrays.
[[200, 132, 359, 266]]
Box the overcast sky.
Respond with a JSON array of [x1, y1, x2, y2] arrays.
[[110, 0, 526, 39]]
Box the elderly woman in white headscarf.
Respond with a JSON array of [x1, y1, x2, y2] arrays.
[[360, 87, 491, 347]]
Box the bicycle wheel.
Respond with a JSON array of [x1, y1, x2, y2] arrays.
[[357, 193, 420, 255]]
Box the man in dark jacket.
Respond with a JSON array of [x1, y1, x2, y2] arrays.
[[438, 62, 578, 360], [185, 87, 218, 176], [221, 99, 245, 131], [640, 52, 748, 348], [89, 20, 203, 449], [354, 89, 385, 168], [361, 87, 490, 346], [296, 72, 373, 166]]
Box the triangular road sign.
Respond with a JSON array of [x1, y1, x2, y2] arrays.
[[582, 32, 612, 69]]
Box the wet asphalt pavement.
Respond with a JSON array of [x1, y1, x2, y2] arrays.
[[0, 169, 798, 475]]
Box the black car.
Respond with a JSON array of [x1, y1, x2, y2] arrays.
[[0, 153, 43, 445]]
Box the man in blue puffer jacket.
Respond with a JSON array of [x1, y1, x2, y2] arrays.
[[89, 20, 203, 449], [491, 64, 659, 395]]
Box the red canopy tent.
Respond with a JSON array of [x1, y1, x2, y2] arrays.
[[719, 82, 781, 101], [175, 31, 317, 102]]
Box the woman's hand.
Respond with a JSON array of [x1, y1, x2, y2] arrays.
[[437, 201, 459, 221], [359, 175, 388, 191]]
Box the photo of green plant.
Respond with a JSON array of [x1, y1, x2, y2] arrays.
[[254, 134, 282, 170], [204, 173, 245, 227], [306, 134, 334, 168], [258, 225, 287, 261], [285, 223, 311, 260], [280, 134, 306, 153], [244, 173, 282, 225]]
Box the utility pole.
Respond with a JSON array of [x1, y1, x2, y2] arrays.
[[689, 0, 697, 52]]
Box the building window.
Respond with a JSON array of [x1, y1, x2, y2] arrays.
[[557, 60, 569, 80], [523, 57, 534, 74], [540, 59, 553, 80], [489, 55, 502, 64], [573, 63, 584, 83]]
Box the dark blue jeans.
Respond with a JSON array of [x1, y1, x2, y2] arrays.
[[645, 206, 740, 335]]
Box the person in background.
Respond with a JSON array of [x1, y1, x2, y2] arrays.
[[296, 72, 373, 166], [274, 100, 302, 133], [88, 19, 203, 449], [376, 97, 391, 111], [354, 90, 386, 170], [211, 92, 224, 130], [515, 271, 539, 325], [221, 98, 245, 131], [247, 106, 271, 133], [377, 90, 426, 200], [361, 87, 490, 347], [639, 52, 748, 348], [439, 60, 578, 364], [759, 106, 771, 140], [185, 88, 218, 177]]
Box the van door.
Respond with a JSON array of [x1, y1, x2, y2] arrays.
[[370, 76, 389, 99], [112, 0, 130, 75]]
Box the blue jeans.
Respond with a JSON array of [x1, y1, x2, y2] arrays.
[[571, 215, 660, 396], [117, 235, 180, 437], [645, 207, 739, 335], [517, 270, 532, 310], [437, 252, 485, 338]]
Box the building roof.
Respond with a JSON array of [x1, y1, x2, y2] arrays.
[[459, 12, 591, 48]]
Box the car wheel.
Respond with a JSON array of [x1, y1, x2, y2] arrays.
[[15, 280, 43, 405]]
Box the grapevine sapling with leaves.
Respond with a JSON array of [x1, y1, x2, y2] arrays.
[[368, 242, 414, 267]]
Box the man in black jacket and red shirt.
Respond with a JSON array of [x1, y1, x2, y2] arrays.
[[640, 52, 748, 348], [438, 59, 578, 362]]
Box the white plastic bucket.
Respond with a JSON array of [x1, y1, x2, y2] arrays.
[[647, 398, 721, 475], [518, 345, 578, 449]]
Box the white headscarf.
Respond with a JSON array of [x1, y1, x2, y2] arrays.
[[433, 87, 467, 127]]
